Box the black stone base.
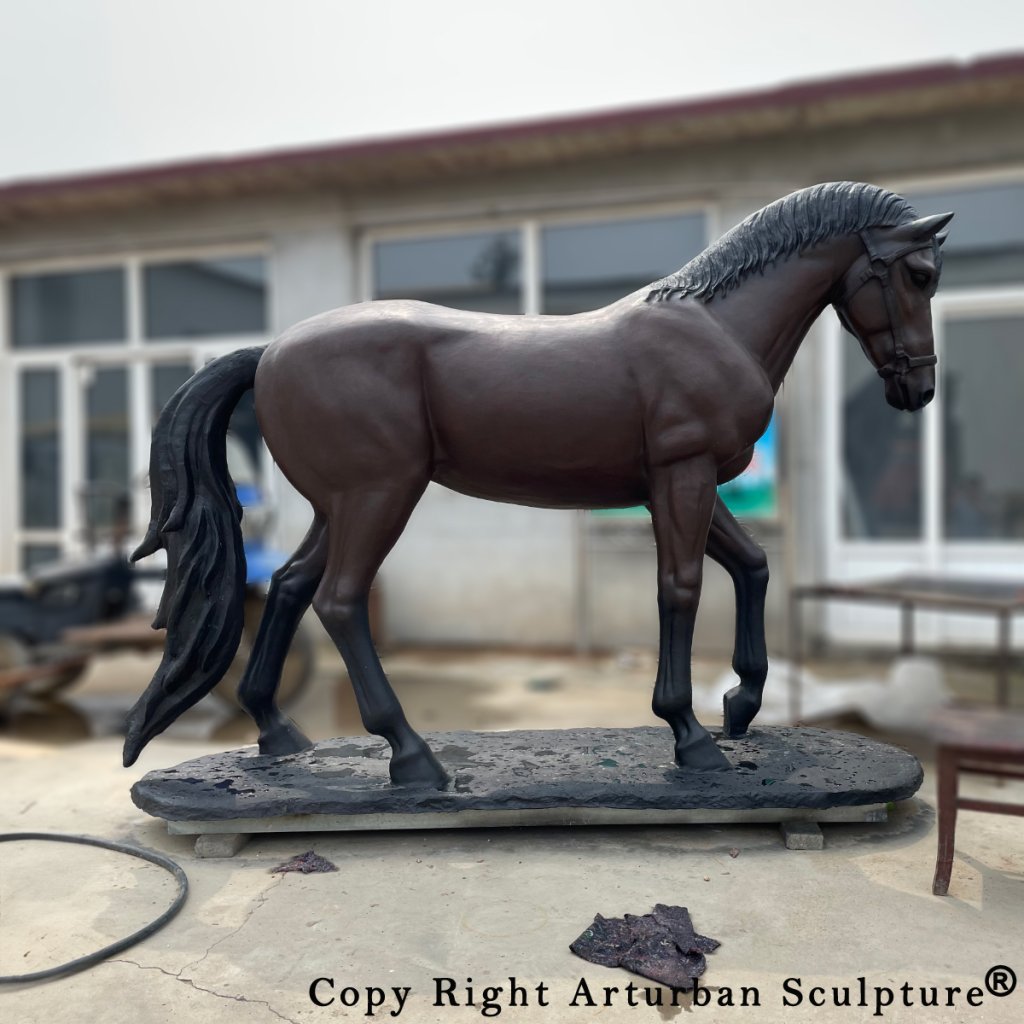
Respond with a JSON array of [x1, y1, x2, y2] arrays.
[[131, 726, 923, 823]]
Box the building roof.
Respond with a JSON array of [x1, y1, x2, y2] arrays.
[[1, 54, 1022, 225]]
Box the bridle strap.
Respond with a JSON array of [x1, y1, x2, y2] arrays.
[[833, 229, 938, 380]]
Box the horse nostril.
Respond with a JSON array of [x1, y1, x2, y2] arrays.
[[921, 387, 935, 405]]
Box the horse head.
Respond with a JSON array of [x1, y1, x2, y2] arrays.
[[833, 211, 953, 412]]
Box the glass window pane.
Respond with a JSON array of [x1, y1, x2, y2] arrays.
[[542, 213, 706, 314], [943, 316, 1024, 539], [22, 544, 62, 572], [228, 389, 262, 473], [374, 232, 521, 313], [841, 333, 923, 539], [20, 370, 61, 529], [909, 182, 1024, 288], [151, 363, 194, 425], [11, 268, 125, 347], [85, 367, 130, 529], [144, 256, 267, 338]]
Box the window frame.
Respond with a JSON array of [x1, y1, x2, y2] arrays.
[[358, 198, 714, 316], [825, 167, 1024, 643], [0, 243, 272, 573]]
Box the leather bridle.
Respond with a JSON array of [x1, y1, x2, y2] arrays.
[[832, 228, 938, 381]]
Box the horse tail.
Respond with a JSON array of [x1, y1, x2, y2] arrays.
[[123, 346, 265, 767]]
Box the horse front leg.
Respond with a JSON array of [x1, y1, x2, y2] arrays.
[[649, 456, 730, 771], [705, 496, 770, 737]]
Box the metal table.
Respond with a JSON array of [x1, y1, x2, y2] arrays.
[[789, 574, 1024, 719]]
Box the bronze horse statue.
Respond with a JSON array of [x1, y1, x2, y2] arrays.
[[125, 181, 952, 789]]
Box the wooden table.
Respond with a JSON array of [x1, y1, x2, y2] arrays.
[[930, 708, 1024, 895], [790, 575, 1024, 720], [62, 613, 164, 652]]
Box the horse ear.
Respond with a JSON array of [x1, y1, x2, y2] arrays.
[[907, 212, 954, 240], [935, 229, 950, 247]]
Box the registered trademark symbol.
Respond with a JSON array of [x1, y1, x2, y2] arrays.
[[985, 966, 1016, 997]]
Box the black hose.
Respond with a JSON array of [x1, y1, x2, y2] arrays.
[[0, 832, 188, 984]]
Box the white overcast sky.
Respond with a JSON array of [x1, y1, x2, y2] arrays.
[[1, 0, 1021, 184]]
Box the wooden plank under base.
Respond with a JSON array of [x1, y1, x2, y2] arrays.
[[168, 801, 888, 837]]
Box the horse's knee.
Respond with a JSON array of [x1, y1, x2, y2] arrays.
[[312, 588, 363, 624], [658, 568, 701, 614], [272, 564, 319, 605], [747, 558, 769, 591]]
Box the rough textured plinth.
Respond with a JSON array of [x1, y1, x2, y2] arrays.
[[131, 726, 922, 823]]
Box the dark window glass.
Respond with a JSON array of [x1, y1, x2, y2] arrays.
[[84, 367, 130, 529], [943, 316, 1024, 539], [910, 182, 1024, 288], [374, 232, 521, 313], [22, 544, 62, 572], [542, 213, 706, 314], [11, 268, 125, 348], [20, 370, 61, 529], [841, 332, 923, 539], [144, 256, 267, 338], [151, 363, 194, 425], [228, 389, 262, 471]]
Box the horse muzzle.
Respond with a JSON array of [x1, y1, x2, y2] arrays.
[[884, 366, 935, 412]]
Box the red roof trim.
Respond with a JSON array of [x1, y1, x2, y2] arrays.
[[1, 52, 1022, 202]]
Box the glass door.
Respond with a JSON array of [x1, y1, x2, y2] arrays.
[[72, 355, 197, 556]]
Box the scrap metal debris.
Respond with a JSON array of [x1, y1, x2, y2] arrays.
[[570, 904, 720, 990], [271, 850, 338, 874]]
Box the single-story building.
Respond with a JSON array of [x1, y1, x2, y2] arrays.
[[2, 54, 1023, 656]]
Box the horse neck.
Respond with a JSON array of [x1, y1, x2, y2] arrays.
[[706, 235, 862, 392]]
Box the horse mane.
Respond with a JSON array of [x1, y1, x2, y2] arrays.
[[646, 181, 918, 303]]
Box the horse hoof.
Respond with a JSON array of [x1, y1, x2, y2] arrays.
[[675, 733, 731, 772], [258, 716, 314, 756], [390, 745, 449, 790], [722, 686, 761, 738]]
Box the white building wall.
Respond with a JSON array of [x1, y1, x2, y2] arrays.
[[383, 489, 576, 647], [266, 214, 358, 555]]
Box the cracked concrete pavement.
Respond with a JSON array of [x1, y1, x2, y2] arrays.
[[1, 651, 1023, 1023]]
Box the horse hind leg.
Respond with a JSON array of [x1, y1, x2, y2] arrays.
[[237, 514, 328, 755], [313, 479, 448, 789]]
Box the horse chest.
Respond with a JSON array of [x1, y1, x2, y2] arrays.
[[642, 369, 773, 468]]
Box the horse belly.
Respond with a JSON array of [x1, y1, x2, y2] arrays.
[[434, 460, 648, 509], [427, 365, 646, 508]]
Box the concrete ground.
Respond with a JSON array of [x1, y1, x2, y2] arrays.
[[1, 648, 1022, 1023]]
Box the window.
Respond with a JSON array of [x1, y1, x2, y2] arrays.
[[22, 544, 62, 572], [841, 331, 923, 540], [832, 171, 1024, 597], [84, 367, 131, 529], [11, 267, 125, 348], [150, 363, 195, 424], [541, 213, 705, 314], [373, 231, 522, 313], [4, 250, 269, 575], [909, 181, 1024, 289], [144, 256, 267, 338], [942, 315, 1024, 540], [20, 369, 61, 529]]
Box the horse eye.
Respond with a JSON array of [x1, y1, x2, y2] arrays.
[[909, 269, 931, 290]]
